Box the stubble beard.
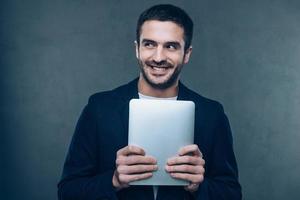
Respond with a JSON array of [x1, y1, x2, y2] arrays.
[[138, 59, 184, 90]]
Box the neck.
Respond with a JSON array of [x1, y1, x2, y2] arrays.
[[138, 75, 179, 98]]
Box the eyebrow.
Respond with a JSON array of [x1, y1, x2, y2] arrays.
[[141, 39, 157, 44], [141, 39, 182, 48]]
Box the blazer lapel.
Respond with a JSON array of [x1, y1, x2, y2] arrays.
[[177, 81, 192, 101], [118, 78, 139, 136]]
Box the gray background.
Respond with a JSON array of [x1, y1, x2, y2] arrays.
[[1, 0, 299, 199]]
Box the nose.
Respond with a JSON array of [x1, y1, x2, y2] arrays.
[[153, 46, 166, 63]]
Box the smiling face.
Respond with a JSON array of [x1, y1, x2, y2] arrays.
[[136, 20, 192, 92]]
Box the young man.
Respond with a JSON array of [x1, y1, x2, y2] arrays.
[[58, 4, 242, 200]]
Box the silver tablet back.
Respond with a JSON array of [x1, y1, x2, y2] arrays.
[[128, 99, 195, 185]]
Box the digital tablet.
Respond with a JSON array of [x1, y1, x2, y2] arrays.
[[128, 99, 195, 185]]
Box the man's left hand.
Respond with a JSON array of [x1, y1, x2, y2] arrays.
[[165, 144, 205, 192]]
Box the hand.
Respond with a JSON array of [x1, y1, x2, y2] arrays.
[[112, 145, 157, 190], [165, 144, 205, 192]]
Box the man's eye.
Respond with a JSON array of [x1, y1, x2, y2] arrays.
[[144, 43, 154, 48], [166, 45, 177, 50]]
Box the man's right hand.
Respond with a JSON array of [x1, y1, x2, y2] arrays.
[[112, 145, 157, 190]]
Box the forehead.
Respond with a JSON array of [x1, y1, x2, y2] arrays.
[[140, 20, 185, 44]]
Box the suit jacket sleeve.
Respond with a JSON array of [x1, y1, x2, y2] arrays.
[[194, 104, 242, 200], [57, 96, 118, 200]]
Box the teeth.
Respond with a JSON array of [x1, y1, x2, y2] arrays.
[[153, 67, 166, 71]]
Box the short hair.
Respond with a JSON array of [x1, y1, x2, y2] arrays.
[[136, 4, 194, 51]]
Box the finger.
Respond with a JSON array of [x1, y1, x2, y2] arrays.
[[167, 156, 205, 166], [169, 173, 204, 184], [165, 164, 204, 174], [113, 170, 130, 190], [118, 173, 153, 184], [117, 164, 158, 174], [178, 144, 202, 157], [117, 145, 145, 156], [184, 183, 199, 192], [116, 155, 157, 165]]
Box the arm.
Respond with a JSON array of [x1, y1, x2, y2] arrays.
[[58, 98, 158, 199], [195, 106, 242, 200], [165, 105, 242, 199], [57, 99, 117, 200]]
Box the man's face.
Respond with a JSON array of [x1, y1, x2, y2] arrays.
[[136, 20, 192, 89]]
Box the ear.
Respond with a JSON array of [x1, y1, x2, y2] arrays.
[[134, 40, 139, 59], [183, 46, 192, 64]]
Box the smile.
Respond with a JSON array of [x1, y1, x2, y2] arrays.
[[152, 66, 168, 71], [147, 63, 172, 70]]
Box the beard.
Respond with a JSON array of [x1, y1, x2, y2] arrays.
[[138, 58, 184, 90]]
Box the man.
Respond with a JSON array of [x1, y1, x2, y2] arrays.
[[58, 4, 242, 200]]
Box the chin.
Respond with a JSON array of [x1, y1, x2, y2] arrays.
[[140, 64, 181, 89], [148, 76, 171, 85], [146, 76, 178, 89]]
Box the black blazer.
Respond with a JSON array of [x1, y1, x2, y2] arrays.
[[58, 78, 242, 200]]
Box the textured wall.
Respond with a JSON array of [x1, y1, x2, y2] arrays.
[[1, 0, 299, 199]]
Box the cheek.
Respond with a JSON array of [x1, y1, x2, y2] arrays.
[[169, 54, 185, 64], [139, 51, 152, 62]]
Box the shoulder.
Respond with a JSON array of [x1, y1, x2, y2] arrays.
[[88, 90, 117, 105], [180, 83, 224, 115], [87, 78, 137, 106]]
